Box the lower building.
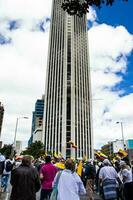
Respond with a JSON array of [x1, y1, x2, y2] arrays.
[[31, 96, 44, 134], [127, 139, 133, 161], [101, 143, 113, 156], [15, 140, 22, 155], [32, 127, 43, 143], [101, 139, 127, 156], [28, 95, 44, 145]]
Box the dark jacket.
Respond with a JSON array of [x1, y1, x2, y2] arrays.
[[85, 163, 96, 179], [10, 164, 40, 200]]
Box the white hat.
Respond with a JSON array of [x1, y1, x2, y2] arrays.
[[120, 160, 126, 166], [103, 159, 110, 165]]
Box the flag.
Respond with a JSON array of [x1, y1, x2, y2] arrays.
[[94, 151, 101, 159], [55, 162, 65, 170], [54, 153, 59, 158], [68, 140, 74, 145], [99, 152, 107, 161], [118, 149, 128, 157], [72, 144, 77, 149], [99, 152, 108, 159], [69, 140, 77, 149], [77, 160, 83, 176]]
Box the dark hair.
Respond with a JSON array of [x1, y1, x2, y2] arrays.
[[22, 155, 32, 167], [45, 155, 51, 163], [65, 159, 75, 172]]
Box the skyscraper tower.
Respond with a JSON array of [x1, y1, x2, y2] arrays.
[[43, 0, 93, 159]]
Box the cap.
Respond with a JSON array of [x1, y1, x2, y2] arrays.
[[103, 159, 111, 165]]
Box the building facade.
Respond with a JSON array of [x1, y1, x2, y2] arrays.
[[31, 96, 44, 134], [43, 0, 93, 159], [15, 140, 22, 155], [28, 96, 44, 145], [101, 139, 128, 156], [101, 143, 113, 156], [0, 102, 4, 138], [32, 128, 43, 143]]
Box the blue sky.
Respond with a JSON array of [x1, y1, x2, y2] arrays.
[[96, 1, 133, 96], [89, 1, 133, 147], [96, 1, 133, 33], [0, 0, 132, 149]]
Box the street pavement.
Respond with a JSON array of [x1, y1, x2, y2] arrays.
[[0, 189, 103, 200], [0, 182, 103, 200]]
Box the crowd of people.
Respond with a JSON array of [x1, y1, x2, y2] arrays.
[[0, 152, 133, 200]]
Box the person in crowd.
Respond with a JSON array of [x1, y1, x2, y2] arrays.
[[130, 159, 133, 179], [99, 159, 120, 200], [34, 158, 43, 172], [1, 156, 14, 192], [84, 159, 96, 199], [93, 160, 99, 192], [120, 160, 133, 200], [0, 153, 5, 192], [95, 162, 104, 196], [81, 161, 87, 187], [10, 155, 40, 200], [53, 158, 86, 200], [40, 155, 57, 200], [0, 153, 5, 175], [114, 160, 121, 173]]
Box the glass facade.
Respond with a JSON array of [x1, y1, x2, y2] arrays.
[[31, 99, 44, 134]]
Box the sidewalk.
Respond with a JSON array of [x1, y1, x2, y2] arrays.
[[80, 192, 103, 200], [0, 191, 103, 200], [0, 183, 103, 200]]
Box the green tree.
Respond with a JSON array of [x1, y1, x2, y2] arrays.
[[0, 144, 13, 158], [62, 0, 128, 17], [22, 141, 45, 159]]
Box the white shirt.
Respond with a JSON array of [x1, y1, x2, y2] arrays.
[[55, 169, 86, 200], [121, 168, 132, 183], [0, 155, 5, 162], [99, 166, 118, 181]]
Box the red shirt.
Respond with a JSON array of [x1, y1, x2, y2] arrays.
[[40, 163, 57, 189]]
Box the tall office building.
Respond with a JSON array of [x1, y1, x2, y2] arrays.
[[0, 102, 4, 138], [28, 95, 44, 145], [43, 0, 93, 159], [31, 96, 44, 134]]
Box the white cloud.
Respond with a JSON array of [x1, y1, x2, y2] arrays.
[[89, 24, 133, 59], [0, 31, 49, 146], [0, 0, 52, 19], [89, 22, 133, 148], [0, 13, 50, 148], [109, 94, 133, 120], [87, 7, 97, 23]]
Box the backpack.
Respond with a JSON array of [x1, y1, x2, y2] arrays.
[[85, 164, 96, 179], [50, 171, 62, 200], [0, 161, 4, 175], [5, 160, 13, 172]]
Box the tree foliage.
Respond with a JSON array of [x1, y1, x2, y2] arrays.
[[22, 141, 45, 159], [62, 0, 128, 17], [0, 144, 13, 158]]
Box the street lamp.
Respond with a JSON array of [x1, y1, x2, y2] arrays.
[[13, 117, 28, 149], [116, 121, 126, 150]]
